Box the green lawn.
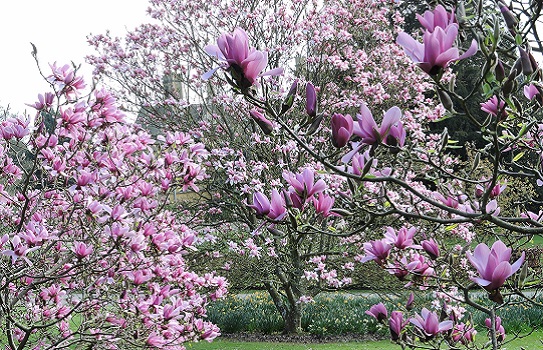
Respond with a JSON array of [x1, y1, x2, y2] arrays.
[[187, 331, 543, 350], [530, 235, 543, 246], [186, 339, 391, 350]]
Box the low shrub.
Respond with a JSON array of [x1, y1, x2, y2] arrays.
[[207, 292, 284, 334], [207, 291, 394, 336], [207, 291, 543, 336]]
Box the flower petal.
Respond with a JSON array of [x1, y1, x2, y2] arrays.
[[202, 67, 221, 81], [458, 39, 479, 60], [490, 261, 512, 289], [380, 106, 401, 136], [204, 45, 226, 60], [397, 32, 424, 63], [438, 320, 454, 332], [510, 251, 525, 274], [471, 277, 492, 287], [260, 67, 284, 77]]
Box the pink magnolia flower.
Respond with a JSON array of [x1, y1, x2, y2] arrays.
[[283, 169, 326, 201], [485, 199, 500, 216], [466, 240, 525, 291], [249, 190, 287, 221], [129, 269, 153, 285], [312, 192, 336, 217], [331, 113, 353, 148], [421, 239, 440, 259], [288, 190, 304, 210], [349, 150, 376, 176], [417, 5, 455, 32], [384, 226, 420, 249], [389, 311, 407, 341], [406, 253, 435, 277], [360, 239, 391, 266], [1, 236, 40, 265], [524, 83, 540, 100], [397, 24, 478, 75], [452, 322, 477, 345], [248, 192, 270, 217], [475, 181, 506, 199], [433, 191, 471, 212], [353, 102, 405, 146], [410, 308, 453, 337], [76, 171, 95, 187], [524, 210, 543, 222], [387, 258, 410, 280], [480, 95, 507, 119], [387, 121, 406, 147], [203, 27, 283, 89], [268, 189, 287, 221], [406, 293, 414, 310], [365, 303, 388, 323], [146, 332, 165, 347], [485, 316, 506, 341], [201, 322, 221, 342], [27, 92, 55, 110], [1, 118, 30, 140], [47, 62, 86, 97], [73, 242, 93, 259]]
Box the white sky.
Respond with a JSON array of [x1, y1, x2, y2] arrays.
[[0, 0, 150, 115]]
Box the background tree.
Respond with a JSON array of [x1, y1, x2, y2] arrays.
[[0, 62, 226, 349]]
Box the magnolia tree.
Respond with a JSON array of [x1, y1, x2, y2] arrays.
[[201, 1, 543, 349], [0, 62, 226, 349], [88, 0, 445, 334], [89, 0, 543, 347]]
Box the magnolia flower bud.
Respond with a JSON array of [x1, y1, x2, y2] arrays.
[[456, 2, 466, 25], [306, 114, 323, 136], [519, 48, 533, 75], [500, 2, 518, 33], [518, 261, 528, 288], [305, 82, 317, 117], [437, 89, 454, 111], [365, 303, 388, 323], [406, 292, 414, 311], [281, 80, 298, 114], [331, 113, 354, 148], [502, 78, 516, 96], [249, 109, 273, 135], [509, 58, 522, 80], [422, 239, 440, 260], [495, 60, 506, 82]]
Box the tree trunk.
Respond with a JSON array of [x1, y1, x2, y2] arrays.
[[264, 235, 305, 334], [264, 280, 303, 334], [283, 303, 302, 334]]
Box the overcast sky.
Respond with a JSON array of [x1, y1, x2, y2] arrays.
[[0, 0, 150, 115]]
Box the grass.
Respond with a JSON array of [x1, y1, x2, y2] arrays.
[[186, 339, 392, 350], [529, 235, 543, 246], [187, 331, 543, 349]]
